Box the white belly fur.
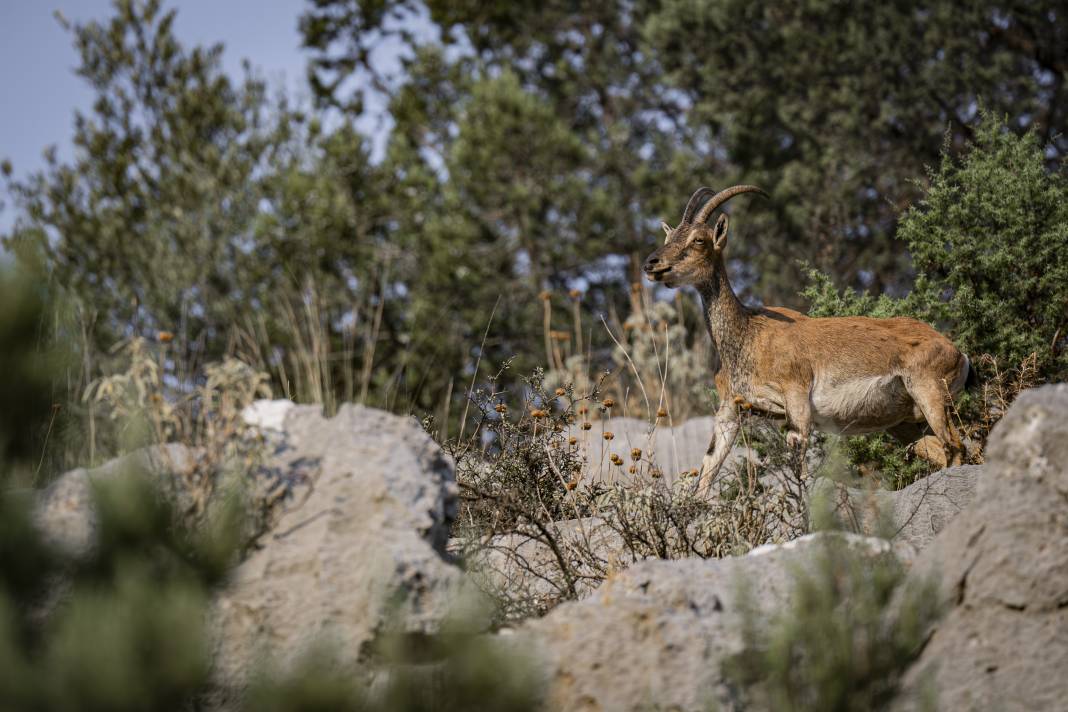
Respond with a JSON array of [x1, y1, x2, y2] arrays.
[[810, 374, 912, 434]]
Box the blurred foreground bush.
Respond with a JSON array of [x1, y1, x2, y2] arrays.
[[0, 268, 541, 712], [727, 532, 942, 711]]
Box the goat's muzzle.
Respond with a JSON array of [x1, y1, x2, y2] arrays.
[[643, 254, 668, 278]]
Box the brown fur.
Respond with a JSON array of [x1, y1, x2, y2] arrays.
[[644, 194, 968, 496]]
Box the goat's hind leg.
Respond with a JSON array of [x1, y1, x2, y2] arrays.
[[907, 380, 964, 467], [888, 421, 947, 469]]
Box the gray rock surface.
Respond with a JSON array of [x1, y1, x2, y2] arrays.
[[34, 443, 199, 555], [897, 384, 1068, 711], [211, 402, 470, 687], [522, 532, 898, 712], [815, 464, 983, 553]]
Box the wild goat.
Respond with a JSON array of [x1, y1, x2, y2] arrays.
[[643, 185, 970, 496]]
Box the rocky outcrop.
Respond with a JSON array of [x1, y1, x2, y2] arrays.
[[898, 385, 1068, 711], [522, 532, 897, 712], [211, 401, 472, 687]]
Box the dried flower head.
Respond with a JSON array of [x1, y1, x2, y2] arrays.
[[554, 387, 566, 397], [630, 448, 642, 461], [656, 406, 668, 418], [568, 436, 577, 445], [565, 480, 578, 491], [569, 288, 582, 299], [539, 290, 552, 301], [530, 409, 548, 419], [578, 405, 589, 415], [628, 465, 637, 474], [494, 403, 508, 414], [581, 422, 592, 431], [603, 431, 614, 441], [157, 331, 175, 343], [603, 397, 615, 408], [733, 395, 745, 405]]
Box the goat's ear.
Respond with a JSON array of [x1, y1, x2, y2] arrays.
[[712, 214, 729, 251], [661, 221, 672, 243]]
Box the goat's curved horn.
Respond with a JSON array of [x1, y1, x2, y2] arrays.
[[694, 185, 768, 224], [681, 187, 718, 225]]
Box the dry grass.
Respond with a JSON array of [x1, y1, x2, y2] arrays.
[[84, 336, 271, 522], [542, 282, 714, 424]]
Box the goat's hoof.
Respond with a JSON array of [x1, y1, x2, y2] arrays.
[[912, 435, 948, 469]]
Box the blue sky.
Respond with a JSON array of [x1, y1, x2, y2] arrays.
[[0, 0, 309, 230]]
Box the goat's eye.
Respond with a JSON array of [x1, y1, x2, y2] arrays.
[[693, 238, 705, 245]]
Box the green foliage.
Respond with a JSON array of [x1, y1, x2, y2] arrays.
[[898, 116, 1068, 380], [728, 535, 942, 711], [806, 113, 1068, 379], [803, 113, 1067, 484], [0, 468, 230, 711], [1, 0, 412, 429], [841, 434, 933, 491], [303, 0, 1066, 305], [0, 268, 60, 472], [0, 279, 243, 707], [801, 268, 914, 320]]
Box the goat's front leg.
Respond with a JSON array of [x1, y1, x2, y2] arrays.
[[784, 387, 813, 480], [697, 400, 740, 498]]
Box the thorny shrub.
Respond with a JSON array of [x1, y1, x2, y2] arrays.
[[445, 366, 811, 623]]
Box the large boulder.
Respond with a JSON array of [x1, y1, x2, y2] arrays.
[[522, 532, 898, 711], [898, 384, 1068, 711], [210, 401, 470, 686]]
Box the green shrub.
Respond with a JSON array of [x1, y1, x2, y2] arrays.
[[807, 111, 1067, 376], [803, 113, 1067, 483], [0, 268, 63, 478]]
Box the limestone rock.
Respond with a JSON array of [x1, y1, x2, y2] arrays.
[[899, 384, 1068, 711], [212, 402, 469, 686], [523, 532, 898, 711], [814, 464, 983, 553]]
